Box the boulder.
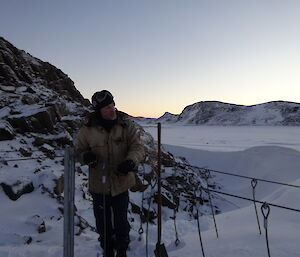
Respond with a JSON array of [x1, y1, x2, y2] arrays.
[[154, 192, 176, 209], [0, 120, 15, 140], [19, 147, 33, 157], [21, 94, 38, 105], [38, 221, 46, 233], [32, 131, 73, 147], [130, 202, 156, 223], [8, 106, 57, 133], [1, 177, 34, 201]]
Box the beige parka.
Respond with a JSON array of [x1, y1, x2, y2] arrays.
[[75, 111, 145, 196]]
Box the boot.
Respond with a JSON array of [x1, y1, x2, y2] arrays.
[[116, 249, 127, 257], [103, 248, 114, 257]]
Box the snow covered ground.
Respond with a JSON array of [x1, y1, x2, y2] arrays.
[[1, 125, 300, 257], [141, 124, 300, 257], [142, 124, 300, 152]]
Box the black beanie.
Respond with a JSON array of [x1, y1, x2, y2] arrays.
[[91, 90, 114, 110]]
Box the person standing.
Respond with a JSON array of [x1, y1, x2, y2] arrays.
[[75, 90, 145, 257]]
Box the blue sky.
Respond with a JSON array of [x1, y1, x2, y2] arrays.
[[1, 0, 300, 117]]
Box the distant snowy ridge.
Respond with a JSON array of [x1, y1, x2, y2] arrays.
[[134, 101, 300, 126]]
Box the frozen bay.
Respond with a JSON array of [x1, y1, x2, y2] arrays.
[[140, 124, 300, 152]]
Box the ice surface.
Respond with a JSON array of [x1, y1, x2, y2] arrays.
[[1, 125, 300, 257]]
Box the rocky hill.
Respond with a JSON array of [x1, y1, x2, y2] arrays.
[[0, 36, 88, 105], [138, 101, 300, 125], [0, 37, 221, 255], [177, 101, 300, 125]]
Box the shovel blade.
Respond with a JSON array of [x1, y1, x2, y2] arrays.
[[154, 243, 169, 257]]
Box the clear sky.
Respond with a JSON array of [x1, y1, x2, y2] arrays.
[[1, 0, 300, 118]]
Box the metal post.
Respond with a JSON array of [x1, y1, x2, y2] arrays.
[[154, 122, 169, 257], [64, 146, 75, 257], [157, 122, 162, 246]]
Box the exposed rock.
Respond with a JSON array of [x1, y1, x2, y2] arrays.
[[38, 221, 46, 233], [24, 236, 33, 245], [154, 193, 176, 210], [131, 202, 157, 223], [130, 174, 148, 192], [32, 136, 53, 147], [25, 215, 47, 234], [0, 85, 16, 93], [130, 202, 141, 215], [0, 106, 11, 118], [75, 215, 94, 236], [0, 36, 88, 106], [8, 106, 57, 133], [21, 94, 38, 105], [19, 147, 33, 157], [36, 132, 72, 147], [1, 178, 34, 201], [0, 120, 15, 140]]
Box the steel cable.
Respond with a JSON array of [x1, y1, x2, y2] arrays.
[[201, 187, 300, 213], [1, 156, 64, 162], [190, 165, 300, 189]]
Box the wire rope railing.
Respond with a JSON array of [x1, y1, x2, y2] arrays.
[[185, 164, 300, 189]]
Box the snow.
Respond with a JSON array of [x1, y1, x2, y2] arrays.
[[21, 51, 42, 67], [146, 101, 300, 126], [0, 85, 16, 93], [245, 104, 283, 125], [141, 124, 300, 152], [9, 104, 49, 118], [0, 120, 14, 133], [0, 107, 11, 118], [141, 124, 300, 257], [15, 86, 28, 93], [1, 125, 300, 257]]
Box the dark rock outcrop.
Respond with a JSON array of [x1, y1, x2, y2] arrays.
[[0, 121, 15, 140], [1, 178, 34, 201], [0, 36, 88, 106]]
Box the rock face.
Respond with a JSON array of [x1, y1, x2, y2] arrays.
[[0, 37, 89, 105], [0, 36, 90, 135]]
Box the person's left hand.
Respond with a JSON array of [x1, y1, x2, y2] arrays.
[[117, 160, 135, 175]]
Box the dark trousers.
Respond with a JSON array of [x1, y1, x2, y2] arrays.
[[91, 190, 130, 251]]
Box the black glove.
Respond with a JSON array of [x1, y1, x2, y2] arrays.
[[83, 151, 97, 166], [117, 160, 135, 175]]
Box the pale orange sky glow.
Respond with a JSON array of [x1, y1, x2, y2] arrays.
[[1, 0, 299, 118]]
